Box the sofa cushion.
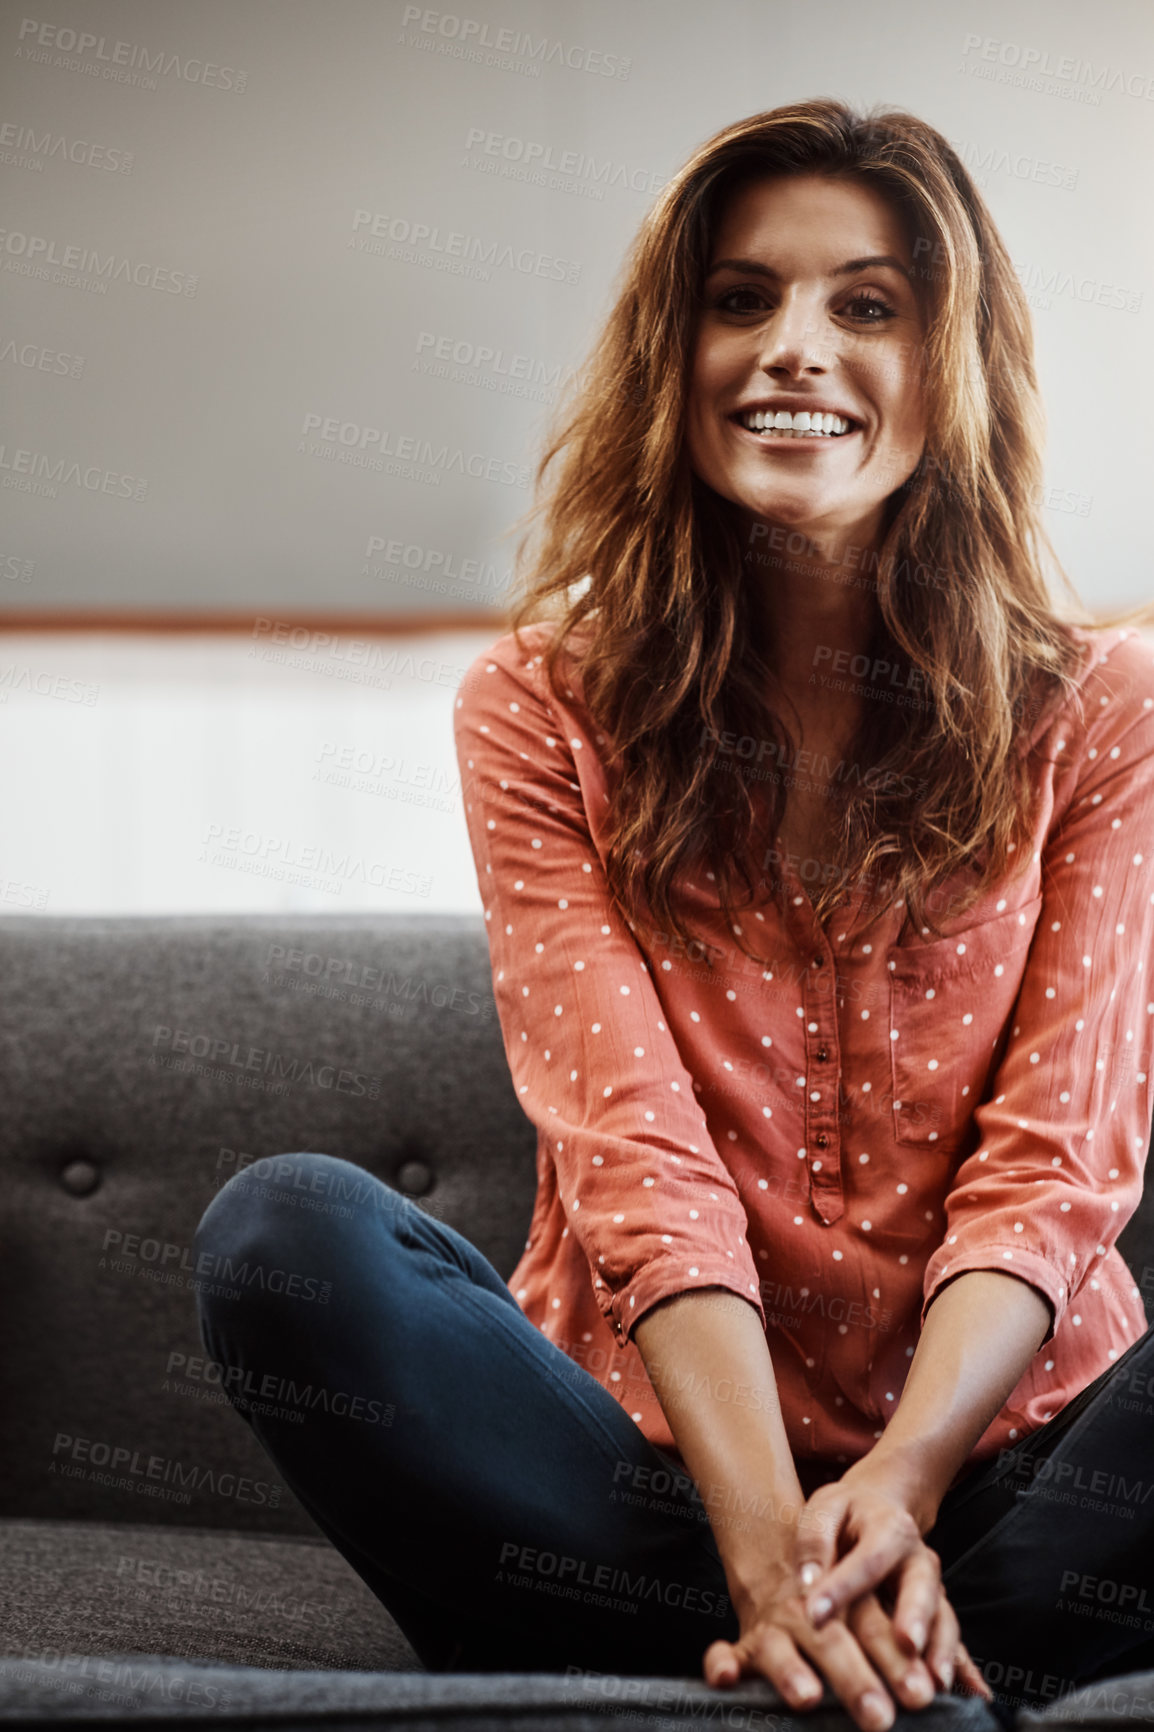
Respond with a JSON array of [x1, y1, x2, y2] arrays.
[[0, 915, 536, 1534], [1018, 1670, 1154, 1724], [0, 1657, 1006, 1729], [0, 1518, 418, 1672]]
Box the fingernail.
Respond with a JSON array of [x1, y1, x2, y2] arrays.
[[859, 1690, 893, 1730], [807, 1594, 834, 1622], [799, 1562, 822, 1589], [938, 1661, 954, 1692], [903, 1668, 934, 1705], [908, 1619, 927, 1650]]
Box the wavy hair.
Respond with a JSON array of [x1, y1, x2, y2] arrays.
[[497, 98, 1152, 964]]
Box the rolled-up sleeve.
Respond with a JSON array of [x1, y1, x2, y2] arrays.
[[453, 635, 765, 1344], [922, 635, 1154, 1344]]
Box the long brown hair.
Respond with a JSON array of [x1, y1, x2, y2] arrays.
[[497, 98, 1153, 963]]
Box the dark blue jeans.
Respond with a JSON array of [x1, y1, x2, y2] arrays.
[[192, 1152, 1154, 1714]]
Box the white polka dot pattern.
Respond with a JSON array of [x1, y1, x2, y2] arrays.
[[453, 622, 1154, 1471]]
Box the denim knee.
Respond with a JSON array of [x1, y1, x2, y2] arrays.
[[193, 1150, 409, 1272], [194, 1152, 373, 1312], [191, 1154, 422, 1367]]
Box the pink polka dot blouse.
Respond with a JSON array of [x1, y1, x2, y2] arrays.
[[453, 620, 1154, 1482]]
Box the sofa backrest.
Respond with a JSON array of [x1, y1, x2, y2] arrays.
[[3, 914, 1152, 1539], [0, 915, 536, 1535]]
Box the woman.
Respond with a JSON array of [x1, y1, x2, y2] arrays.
[[194, 100, 1154, 1729]]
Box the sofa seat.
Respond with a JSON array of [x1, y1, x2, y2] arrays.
[[0, 1656, 1009, 1730], [3, 917, 1154, 1727], [0, 1517, 419, 1672], [7, 1523, 1152, 1730], [5, 1654, 1152, 1732]]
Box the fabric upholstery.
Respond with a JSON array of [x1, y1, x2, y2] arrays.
[[0, 1653, 1007, 1728], [0, 915, 536, 1535], [2, 912, 1153, 1727], [0, 1517, 418, 1670]]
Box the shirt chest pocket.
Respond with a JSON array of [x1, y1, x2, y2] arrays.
[[887, 894, 1043, 1148]]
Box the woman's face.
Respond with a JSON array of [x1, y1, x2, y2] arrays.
[[684, 172, 928, 554]]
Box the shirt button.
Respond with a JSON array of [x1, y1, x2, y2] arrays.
[[816, 1046, 829, 1062], [812, 956, 823, 969], [815, 1133, 829, 1150]]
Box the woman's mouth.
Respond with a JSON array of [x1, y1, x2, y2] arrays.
[[733, 407, 860, 439]]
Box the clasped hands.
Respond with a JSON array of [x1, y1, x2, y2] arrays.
[[702, 1462, 992, 1731]]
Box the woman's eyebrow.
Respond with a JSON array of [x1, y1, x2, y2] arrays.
[[706, 253, 913, 281]]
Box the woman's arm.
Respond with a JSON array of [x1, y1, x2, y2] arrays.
[[452, 635, 773, 1355], [796, 633, 1154, 1645], [632, 1289, 981, 1730], [792, 1270, 1052, 1631], [835, 1269, 1051, 1535], [632, 1288, 808, 1599]]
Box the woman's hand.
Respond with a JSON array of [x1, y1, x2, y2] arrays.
[[703, 1553, 943, 1732], [790, 1465, 990, 1703]]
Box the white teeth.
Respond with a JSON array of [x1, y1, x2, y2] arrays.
[[738, 408, 853, 435]]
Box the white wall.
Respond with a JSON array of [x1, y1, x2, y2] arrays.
[[0, 629, 498, 915]]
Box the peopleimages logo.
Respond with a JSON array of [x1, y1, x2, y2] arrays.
[[199, 819, 433, 898], [298, 410, 530, 488], [398, 7, 632, 79], [6, 1654, 232, 1712], [462, 128, 663, 197], [113, 1551, 342, 1628], [0, 228, 197, 295], [16, 18, 248, 92], [996, 1449, 1154, 1515], [960, 32, 1154, 102], [0, 441, 147, 500], [497, 1541, 729, 1617], [163, 1353, 397, 1428], [51, 1432, 280, 1506], [150, 1024, 382, 1099], [0, 662, 100, 703], [350, 208, 581, 286], [0, 120, 134, 172], [411, 330, 582, 406], [99, 1227, 334, 1305]]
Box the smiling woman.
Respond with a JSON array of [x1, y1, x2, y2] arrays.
[[457, 96, 1154, 1711], [687, 177, 927, 521], [684, 172, 932, 866], [498, 100, 1149, 956], [193, 98, 1154, 1732]]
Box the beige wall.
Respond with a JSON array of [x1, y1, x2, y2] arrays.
[[1, 0, 1151, 617]]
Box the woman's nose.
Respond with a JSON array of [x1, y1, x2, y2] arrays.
[[756, 294, 834, 373]]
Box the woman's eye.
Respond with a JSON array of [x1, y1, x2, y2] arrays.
[[844, 293, 897, 323], [715, 286, 766, 313], [712, 287, 897, 323]]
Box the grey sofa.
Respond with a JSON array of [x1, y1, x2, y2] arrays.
[[1, 914, 1153, 1730]]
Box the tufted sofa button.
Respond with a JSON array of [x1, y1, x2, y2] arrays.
[[60, 1159, 101, 1197], [397, 1158, 434, 1196]]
